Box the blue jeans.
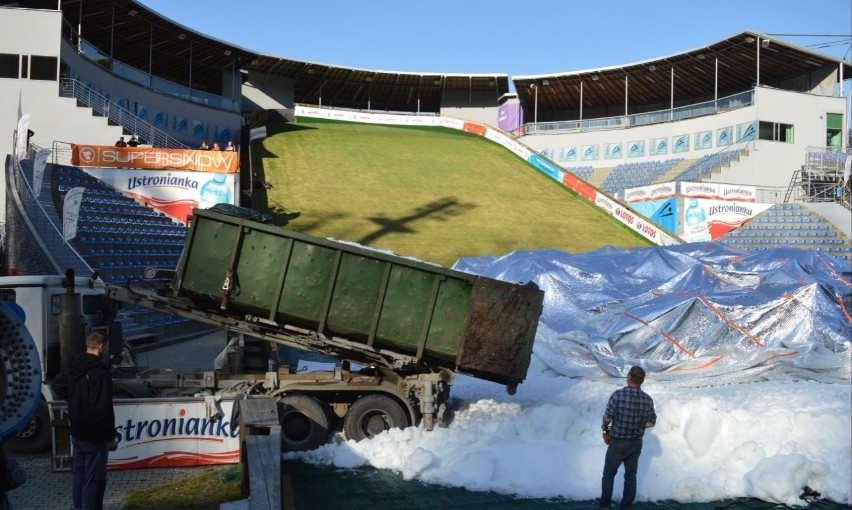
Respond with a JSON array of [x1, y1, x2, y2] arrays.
[[600, 438, 643, 509], [71, 436, 108, 510]]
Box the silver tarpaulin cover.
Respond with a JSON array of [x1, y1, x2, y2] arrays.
[[453, 242, 851, 385]]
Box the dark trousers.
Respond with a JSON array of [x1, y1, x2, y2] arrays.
[[600, 438, 643, 509], [71, 436, 108, 510]]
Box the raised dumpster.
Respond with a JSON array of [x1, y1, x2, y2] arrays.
[[173, 209, 543, 389]]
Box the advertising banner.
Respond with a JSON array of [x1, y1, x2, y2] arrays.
[[62, 187, 85, 241], [108, 399, 239, 469], [249, 126, 267, 142], [32, 148, 51, 197], [81, 168, 235, 223], [562, 172, 597, 202], [681, 182, 756, 201], [682, 198, 773, 240], [497, 103, 522, 133], [718, 183, 757, 202], [680, 181, 719, 199], [71, 145, 239, 173], [624, 182, 677, 203], [630, 198, 677, 234], [15, 113, 30, 161], [528, 154, 563, 182]]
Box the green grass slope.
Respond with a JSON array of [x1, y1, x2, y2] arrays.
[[250, 119, 650, 267]]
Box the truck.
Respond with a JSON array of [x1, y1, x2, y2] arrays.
[[1, 208, 544, 459]]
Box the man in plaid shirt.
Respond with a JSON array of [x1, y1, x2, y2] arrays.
[[599, 366, 656, 509]]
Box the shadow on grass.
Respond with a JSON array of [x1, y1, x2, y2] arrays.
[[357, 197, 476, 246]]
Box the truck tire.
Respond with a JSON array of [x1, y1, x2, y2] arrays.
[[343, 394, 409, 442], [3, 401, 51, 454], [278, 395, 331, 452]]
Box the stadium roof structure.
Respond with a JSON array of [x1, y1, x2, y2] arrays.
[[17, 0, 509, 113], [14, 2, 850, 117], [512, 30, 852, 116]]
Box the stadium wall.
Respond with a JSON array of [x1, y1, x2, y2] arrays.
[[241, 70, 296, 112], [440, 89, 500, 125], [520, 87, 846, 189]]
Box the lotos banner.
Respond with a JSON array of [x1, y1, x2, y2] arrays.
[[71, 145, 239, 173]]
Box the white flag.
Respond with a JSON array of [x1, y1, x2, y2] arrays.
[[844, 154, 851, 186], [15, 113, 30, 161], [32, 148, 51, 198], [63, 187, 85, 241]]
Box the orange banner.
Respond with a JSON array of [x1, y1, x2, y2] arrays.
[[71, 145, 239, 173]]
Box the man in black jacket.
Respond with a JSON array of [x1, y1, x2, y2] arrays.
[[51, 332, 117, 510]]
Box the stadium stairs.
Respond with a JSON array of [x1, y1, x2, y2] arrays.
[[47, 164, 215, 348], [718, 204, 852, 261]]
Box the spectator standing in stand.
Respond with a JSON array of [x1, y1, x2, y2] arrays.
[[114, 136, 127, 147], [224, 141, 236, 152], [127, 135, 140, 147], [198, 140, 210, 150], [211, 143, 221, 151]]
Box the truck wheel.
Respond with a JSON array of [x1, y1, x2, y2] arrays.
[[4, 401, 51, 454], [343, 394, 409, 442], [278, 395, 331, 452]]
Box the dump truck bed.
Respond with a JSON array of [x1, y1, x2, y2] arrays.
[[170, 209, 544, 388]]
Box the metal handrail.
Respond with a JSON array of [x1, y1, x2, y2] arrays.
[[9, 146, 93, 276], [514, 89, 755, 137], [59, 79, 190, 150]]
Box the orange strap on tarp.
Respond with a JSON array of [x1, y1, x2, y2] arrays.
[[71, 145, 238, 173]]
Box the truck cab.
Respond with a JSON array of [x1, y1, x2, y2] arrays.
[[0, 274, 113, 453]]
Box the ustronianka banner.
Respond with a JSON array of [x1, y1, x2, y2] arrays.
[[683, 198, 773, 241], [109, 399, 239, 469], [71, 145, 239, 173], [681, 181, 756, 201], [80, 167, 236, 223], [62, 187, 85, 241]]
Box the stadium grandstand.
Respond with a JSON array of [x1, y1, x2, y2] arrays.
[[1, 0, 850, 344]]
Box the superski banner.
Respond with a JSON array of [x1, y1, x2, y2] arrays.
[[62, 187, 85, 240], [108, 398, 239, 469], [80, 167, 236, 223], [32, 148, 51, 197], [71, 145, 239, 173]]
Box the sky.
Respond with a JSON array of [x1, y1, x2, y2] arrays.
[[284, 243, 851, 507], [136, 0, 851, 78]]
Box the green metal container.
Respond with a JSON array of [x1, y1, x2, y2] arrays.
[[173, 209, 543, 387]]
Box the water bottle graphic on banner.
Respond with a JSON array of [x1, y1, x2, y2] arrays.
[[684, 198, 711, 242], [199, 173, 232, 209]]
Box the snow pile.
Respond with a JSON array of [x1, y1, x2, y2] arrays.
[[287, 244, 852, 505]]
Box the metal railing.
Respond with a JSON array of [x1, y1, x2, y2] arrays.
[[60, 18, 241, 113], [59, 79, 189, 150], [9, 145, 93, 276], [515, 90, 755, 137]]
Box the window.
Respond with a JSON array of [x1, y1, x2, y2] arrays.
[[758, 121, 794, 143], [30, 55, 57, 81], [826, 113, 843, 149], [0, 53, 19, 78]]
